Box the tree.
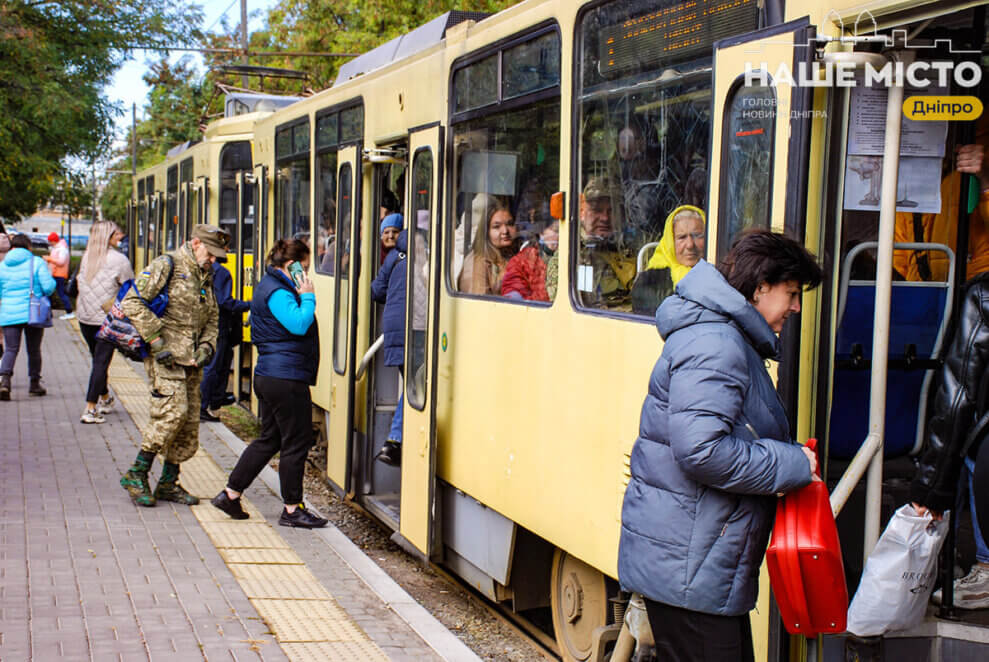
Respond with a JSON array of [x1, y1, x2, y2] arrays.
[[0, 1, 201, 220]]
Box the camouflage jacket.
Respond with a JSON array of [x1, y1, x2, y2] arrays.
[[121, 244, 219, 367]]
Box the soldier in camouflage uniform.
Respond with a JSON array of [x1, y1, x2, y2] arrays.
[[119, 225, 225, 507]]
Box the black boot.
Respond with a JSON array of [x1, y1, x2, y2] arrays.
[[0, 375, 10, 401], [121, 451, 156, 507], [375, 440, 402, 467], [29, 378, 46, 396], [154, 462, 200, 505]]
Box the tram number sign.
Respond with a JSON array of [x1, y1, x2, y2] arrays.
[[600, 0, 759, 74]]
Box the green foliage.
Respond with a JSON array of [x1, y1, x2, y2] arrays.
[[101, 170, 133, 225], [0, 1, 201, 220], [51, 171, 94, 221]]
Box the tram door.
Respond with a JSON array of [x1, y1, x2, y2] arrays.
[[708, 19, 816, 662], [400, 126, 442, 558], [327, 146, 361, 490], [235, 171, 256, 405], [248, 164, 268, 415]]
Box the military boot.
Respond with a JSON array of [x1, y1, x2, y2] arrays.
[[0, 375, 10, 401], [154, 462, 200, 505], [120, 452, 156, 507], [29, 378, 46, 396]]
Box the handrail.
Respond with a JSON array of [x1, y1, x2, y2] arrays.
[[356, 335, 384, 380], [822, 48, 913, 562], [636, 242, 659, 273]]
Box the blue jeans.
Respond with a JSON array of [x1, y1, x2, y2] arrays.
[[54, 277, 72, 313], [964, 458, 989, 564], [388, 391, 404, 443]]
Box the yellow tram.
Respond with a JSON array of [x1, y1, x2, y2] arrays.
[[133, 1, 989, 659]]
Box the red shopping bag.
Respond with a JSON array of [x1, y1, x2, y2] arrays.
[[766, 439, 848, 636]]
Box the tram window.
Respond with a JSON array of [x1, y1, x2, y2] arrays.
[[220, 142, 252, 251], [448, 29, 561, 303], [340, 106, 363, 143], [333, 164, 353, 374], [166, 166, 178, 251], [316, 151, 338, 274], [180, 158, 193, 239], [503, 32, 560, 100], [241, 178, 255, 253], [275, 120, 312, 245], [407, 149, 432, 410], [137, 179, 146, 246], [576, 0, 712, 316], [316, 114, 338, 149], [453, 54, 498, 114], [718, 81, 775, 256]]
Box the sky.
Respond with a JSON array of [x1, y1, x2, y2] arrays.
[[105, 0, 280, 147]]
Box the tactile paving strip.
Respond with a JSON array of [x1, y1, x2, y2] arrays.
[[108, 349, 390, 661], [251, 599, 364, 641], [280, 642, 390, 662], [219, 548, 304, 565]]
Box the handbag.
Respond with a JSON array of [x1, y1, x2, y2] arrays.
[[27, 257, 53, 328], [846, 504, 949, 636], [65, 264, 79, 299], [96, 255, 173, 360], [766, 438, 848, 636]]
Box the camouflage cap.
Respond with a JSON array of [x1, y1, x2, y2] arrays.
[[192, 224, 229, 257], [582, 177, 612, 202]]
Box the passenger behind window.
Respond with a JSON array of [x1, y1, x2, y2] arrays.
[[617, 123, 663, 239], [631, 206, 706, 315], [502, 220, 559, 302], [458, 203, 520, 296], [453, 193, 497, 285], [380, 213, 401, 265], [894, 118, 989, 282], [380, 188, 400, 221], [317, 200, 336, 274], [513, 175, 551, 236], [549, 177, 636, 310]]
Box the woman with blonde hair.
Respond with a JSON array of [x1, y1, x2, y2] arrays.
[[458, 202, 520, 295], [77, 221, 134, 423]]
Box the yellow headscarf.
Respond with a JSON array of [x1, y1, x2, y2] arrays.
[[645, 205, 706, 285]]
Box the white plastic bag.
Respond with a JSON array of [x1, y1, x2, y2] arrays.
[[846, 504, 949, 637]]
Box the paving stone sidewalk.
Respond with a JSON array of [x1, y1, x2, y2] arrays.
[[0, 319, 449, 661]]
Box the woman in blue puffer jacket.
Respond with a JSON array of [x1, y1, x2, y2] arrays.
[[0, 234, 56, 400], [618, 230, 823, 661]]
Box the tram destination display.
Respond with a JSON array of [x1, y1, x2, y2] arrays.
[[599, 0, 759, 74]]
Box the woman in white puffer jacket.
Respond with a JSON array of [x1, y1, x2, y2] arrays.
[[76, 221, 134, 423]]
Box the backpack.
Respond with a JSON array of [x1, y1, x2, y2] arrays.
[[96, 255, 174, 361]]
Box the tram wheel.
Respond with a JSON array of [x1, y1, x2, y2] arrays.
[[550, 548, 609, 662]]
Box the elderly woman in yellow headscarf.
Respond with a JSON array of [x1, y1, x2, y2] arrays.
[[631, 205, 706, 315]]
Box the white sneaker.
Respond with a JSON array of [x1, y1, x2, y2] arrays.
[[59, 312, 76, 320], [97, 394, 114, 414], [932, 564, 989, 609], [80, 409, 105, 424]]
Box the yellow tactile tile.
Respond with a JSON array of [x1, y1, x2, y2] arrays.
[[192, 501, 265, 523], [200, 521, 292, 549], [280, 642, 390, 662], [250, 599, 364, 642], [231, 565, 332, 600], [219, 548, 304, 565]]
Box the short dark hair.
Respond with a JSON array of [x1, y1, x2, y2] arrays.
[[9, 233, 31, 250], [381, 188, 400, 214], [267, 238, 310, 267], [717, 229, 823, 300]]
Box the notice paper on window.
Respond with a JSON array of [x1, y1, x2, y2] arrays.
[[846, 81, 949, 158], [843, 155, 943, 214]]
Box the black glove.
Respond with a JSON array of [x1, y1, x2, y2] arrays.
[[149, 337, 174, 369]]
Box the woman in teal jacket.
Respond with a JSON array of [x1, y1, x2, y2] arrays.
[[0, 234, 56, 400]]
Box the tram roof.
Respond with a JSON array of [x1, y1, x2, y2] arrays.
[[333, 10, 490, 87]]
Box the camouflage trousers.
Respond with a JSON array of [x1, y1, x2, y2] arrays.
[[140, 360, 203, 464]]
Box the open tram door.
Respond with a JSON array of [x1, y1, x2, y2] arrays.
[[399, 125, 443, 560], [708, 18, 817, 662], [326, 145, 361, 492], [234, 170, 256, 407]]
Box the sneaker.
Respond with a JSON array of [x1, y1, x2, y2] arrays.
[[211, 490, 249, 520], [59, 312, 76, 320], [80, 409, 105, 424], [97, 394, 114, 414], [279, 505, 328, 529], [200, 409, 221, 423], [932, 564, 989, 609], [375, 440, 402, 467]]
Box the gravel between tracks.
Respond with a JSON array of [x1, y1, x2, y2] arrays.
[[219, 406, 549, 662]]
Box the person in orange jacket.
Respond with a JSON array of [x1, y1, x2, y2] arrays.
[[43, 232, 74, 319], [894, 130, 989, 282]]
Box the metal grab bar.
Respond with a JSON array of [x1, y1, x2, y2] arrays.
[[356, 335, 384, 380]]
